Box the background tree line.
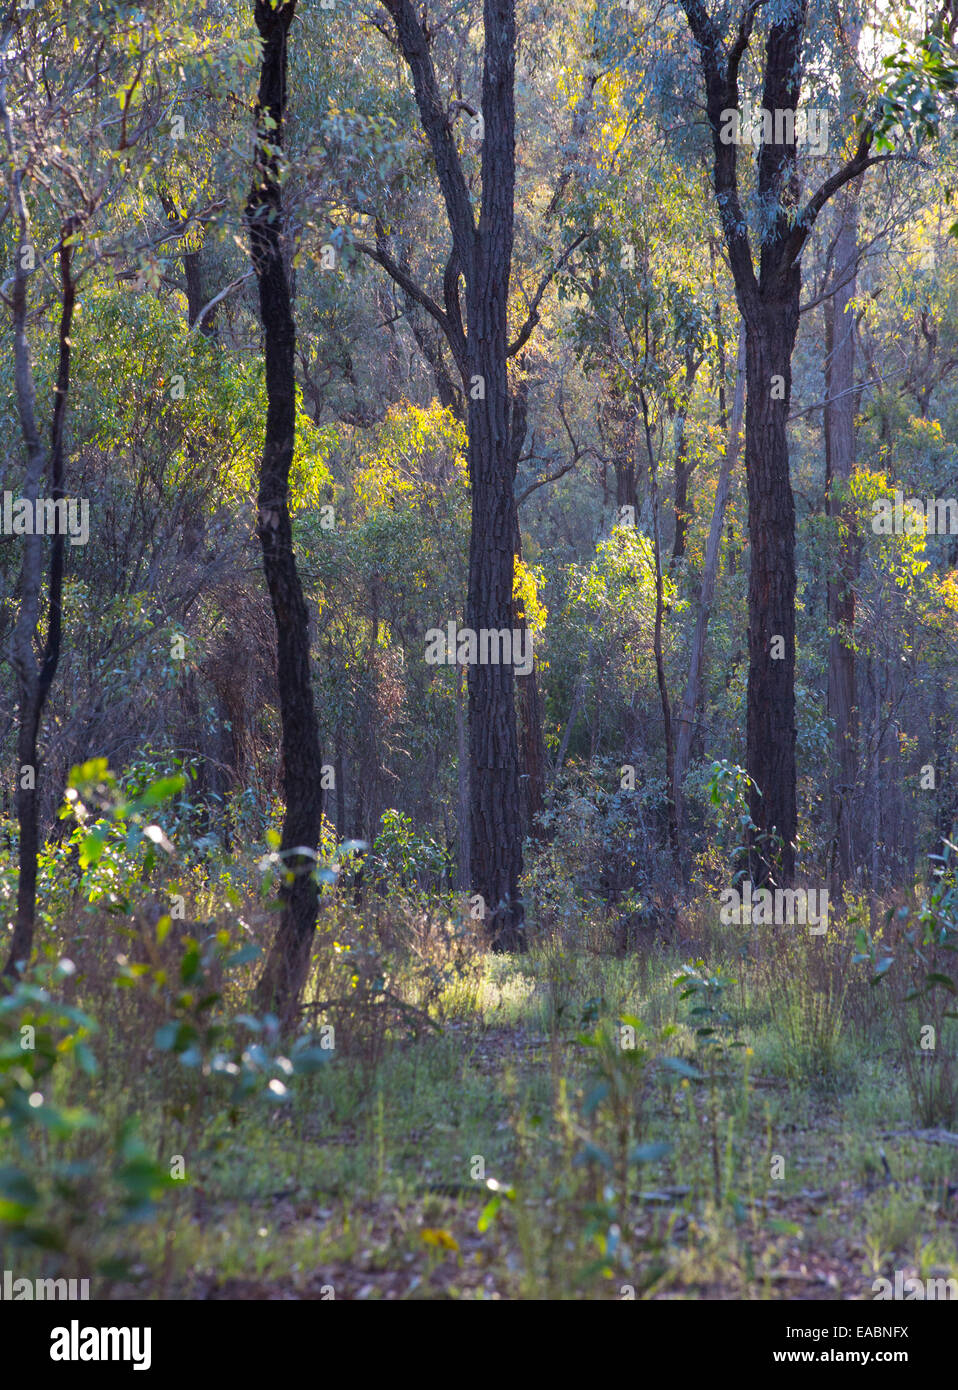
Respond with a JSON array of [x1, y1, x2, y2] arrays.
[[1, 0, 957, 1019]]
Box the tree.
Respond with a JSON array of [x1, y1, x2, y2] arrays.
[[679, 0, 894, 885], [0, 185, 76, 980], [362, 0, 530, 947], [674, 320, 746, 838], [245, 0, 325, 1017], [824, 182, 861, 892]]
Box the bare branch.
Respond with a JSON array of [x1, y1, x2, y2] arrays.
[[781, 138, 905, 273], [507, 231, 590, 357], [354, 238, 454, 344], [378, 0, 476, 271], [189, 271, 255, 335]]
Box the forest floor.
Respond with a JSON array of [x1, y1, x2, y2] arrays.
[[90, 916, 958, 1301]]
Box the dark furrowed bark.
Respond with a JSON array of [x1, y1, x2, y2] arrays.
[[744, 303, 799, 885], [378, 0, 526, 947], [466, 0, 524, 950], [246, 0, 325, 1020], [4, 223, 76, 979], [681, 0, 877, 887]]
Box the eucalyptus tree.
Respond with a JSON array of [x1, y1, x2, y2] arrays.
[[669, 0, 900, 884], [244, 0, 327, 1017], [297, 0, 591, 948]]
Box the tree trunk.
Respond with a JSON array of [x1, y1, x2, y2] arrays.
[[3, 220, 76, 979], [674, 323, 746, 834], [681, 0, 881, 889], [824, 188, 860, 893], [379, 0, 525, 949], [933, 689, 957, 855], [334, 738, 346, 840], [455, 664, 470, 888], [640, 394, 678, 858], [869, 665, 882, 895], [670, 351, 699, 566], [743, 298, 800, 885], [466, 0, 524, 950], [246, 0, 325, 1022]]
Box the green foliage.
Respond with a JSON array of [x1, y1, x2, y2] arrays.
[[856, 846, 958, 1124], [875, 21, 958, 173], [673, 960, 747, 1204], [3, 0, 958, 1305], [73, 289, 334, 511], [370, 809, 451, 897], [131, 922, 332, 1109], [673, 959, 741, 1063], [56, 757, 185, 914], [0, 957, 174, 1266]]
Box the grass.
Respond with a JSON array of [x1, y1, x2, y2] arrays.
[[1, 891, 957, 1300]]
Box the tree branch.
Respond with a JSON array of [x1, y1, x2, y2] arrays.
[[378, 0, 476, 273], [354, 239, 454, 345], [681, 0, 760, 310], [189, 270, 254, 335], [780, 136, 901, 273], [507, 231, 589, 357]]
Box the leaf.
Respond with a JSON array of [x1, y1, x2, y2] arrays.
[[477, 1194, 501, 1232], [870, 957, 895, 984], [68, 758, 111, 790], [630, 1141, 672, 1163], [291, 1046, 332, 1074], [153, 1022, 175, 1054], [0, 1198, 33, 1222], [769, 1219, 802, 1236], [143, 824, 174, 853], [421, 1227, 459, 1251], [661, 1056, 702, 1080], [573, 1142, 613, 1170], [225, 944, 262, 969], [137, 776, 186, 807], [79, 829, 107, 869], [583, 1080, 610, 1116], [180, 945, 201, 983]]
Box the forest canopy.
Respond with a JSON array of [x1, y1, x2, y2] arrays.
[[1, 0, 958, 1317]]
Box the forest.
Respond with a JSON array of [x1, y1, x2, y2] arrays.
[[1, 0, 958, 1318]]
